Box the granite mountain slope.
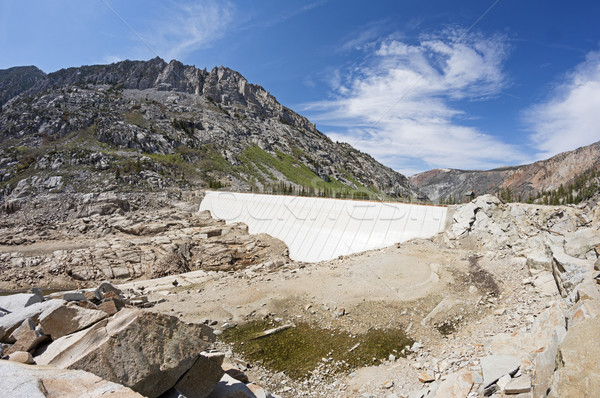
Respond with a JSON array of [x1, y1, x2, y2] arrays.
[[410, 140, 600, 202], [0, 58, 420, 201]]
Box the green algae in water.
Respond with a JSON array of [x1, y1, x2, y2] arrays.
[[221, 321, 413, 379]]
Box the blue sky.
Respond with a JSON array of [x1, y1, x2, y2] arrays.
[[1, 0, 599, 175]]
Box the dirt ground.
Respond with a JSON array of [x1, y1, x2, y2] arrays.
[[151, 239, 460, 329], [139, 237, 539, 397]]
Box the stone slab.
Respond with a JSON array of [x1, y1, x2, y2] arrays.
[[0, 360, 144, 397], [0, 293, 43, 313], [481, 354, 521, 388]]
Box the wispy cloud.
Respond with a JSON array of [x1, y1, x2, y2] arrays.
[[243, 0, 328, 30], [145, 0, 234, 61], [103, 55, 123, 64], [525, 50, 600, 158], [336, 19, 416, 54], [302, 75, 316, 88], [303, 28, 529, 175], [339, 24, 386, 53], [294, 0, 328, 16]]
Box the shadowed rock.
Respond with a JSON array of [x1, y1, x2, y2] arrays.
[[36, 308, 220, 398], [0, 293, 43, 313], [0, 299, 64, 342]]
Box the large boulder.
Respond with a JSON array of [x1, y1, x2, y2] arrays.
[[548, 317, 600, 397], [575, 279, 600, 302], [36, 308, 221, 398], [551, 246, 593, 296], [473, 194, 502, 212], [7, 350, 34, 364], [446, 195, 509, 246], [431, 369, 476, 398], [96, 280, 123, 297], [533, 326, 567, 397], [207, 373, 257, 398], [8, 317, 37, 341], [0, 360, 144, 397], [525, 248, 553, 271], [35, 319, 109, 365], [176, 352, 225, 398], [532, 271, 559, 296], [564, 228, 600, 259], [449, 202, 478, 238], [37, 301, 107, 339], [480, 355, 521, 388], [5, 318, 48, 355], [488, 302, 567, 358]]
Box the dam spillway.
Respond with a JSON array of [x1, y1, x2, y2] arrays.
[[199, 191, 448, 263]]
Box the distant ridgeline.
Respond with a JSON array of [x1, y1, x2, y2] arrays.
[[410, 141, 600, 205]]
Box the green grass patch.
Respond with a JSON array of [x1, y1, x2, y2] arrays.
[[145, 145, 231, 185], [291, 146, 305, 159], [239, 145, 321, 187], [236, 145, 383, 198], [61, 125, 112, 152], [146, 152, 197, 179], [124, 111, 148, 128], [195, 144, 233, 175], [342, 170, 379, 200]]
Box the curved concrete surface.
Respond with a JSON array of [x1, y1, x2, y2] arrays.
[[199, 191, 448, 262]]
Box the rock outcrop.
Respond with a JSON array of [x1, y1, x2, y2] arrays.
[[0, 299, 64, 342], [0, 360, 144, 397], [547, 316, 600, 397], [37, 301, 107, 339], [38, 308, 220, 397], [0, 58, 421, 201], [0, 192, 290, 290], [443, 194, 599, 309], [419, 193, 600, 397], [0, 282, 225, 398]]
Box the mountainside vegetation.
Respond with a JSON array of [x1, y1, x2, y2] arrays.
[[523, 169, 600, 205]]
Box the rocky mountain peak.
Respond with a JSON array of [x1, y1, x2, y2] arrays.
[[0, 58, 422, 200], [0, 65, 47, 106], [1, 58, 312, 132]]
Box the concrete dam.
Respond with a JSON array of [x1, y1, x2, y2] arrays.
[[199, 191, 449, 263]]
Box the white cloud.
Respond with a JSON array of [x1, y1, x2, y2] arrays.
[[303, 29, 528, 175], [525, 51, 600, 158], [146, 1, 234, 61], [103, 55, 123, 64], [339, 26, 383, 52]]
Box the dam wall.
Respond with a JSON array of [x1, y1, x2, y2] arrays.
[[199, 191, 448, 263]]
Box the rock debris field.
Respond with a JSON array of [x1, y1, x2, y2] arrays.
[[1, 192, 600, 397]]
